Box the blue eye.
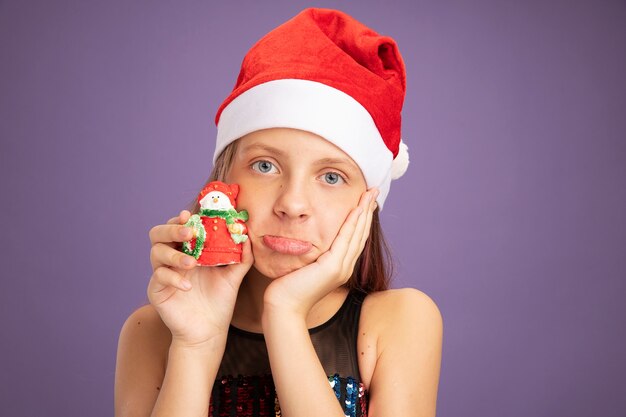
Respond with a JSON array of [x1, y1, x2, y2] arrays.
[[323, 172, 344, 185], [252, 160, 276, 174]]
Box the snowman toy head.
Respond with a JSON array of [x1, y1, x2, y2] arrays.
[[199, 190, 234, 211], [196, 181, 239, 211]]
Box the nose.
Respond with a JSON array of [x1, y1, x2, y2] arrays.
[[273, 176, 312, 221]]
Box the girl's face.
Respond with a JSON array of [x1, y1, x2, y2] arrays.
[[225, 128, 367, 278]]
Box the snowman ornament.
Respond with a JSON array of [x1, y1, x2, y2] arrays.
[[181, 181, 249, 266]]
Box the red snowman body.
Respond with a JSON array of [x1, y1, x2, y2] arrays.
[[195, 215, 243, 265], [184, 181, 248, 266]]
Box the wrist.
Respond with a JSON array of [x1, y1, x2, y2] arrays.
[[261, 304, 308, 332], [262, 286, 313, 320], [170, 334, 227, 356]]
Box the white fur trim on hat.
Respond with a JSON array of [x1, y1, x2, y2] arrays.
[[391, 141, 409, 180], [215, 79, 395, 209]]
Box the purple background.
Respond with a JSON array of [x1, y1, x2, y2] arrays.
[[1, 1, 625, 416]]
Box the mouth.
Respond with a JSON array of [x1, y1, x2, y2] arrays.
[[262, 235, 313, 256]]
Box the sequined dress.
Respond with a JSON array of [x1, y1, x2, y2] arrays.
[[209, 290, 369, 417]]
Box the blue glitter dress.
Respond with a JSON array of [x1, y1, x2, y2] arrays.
[[209, 290, 369, 417]]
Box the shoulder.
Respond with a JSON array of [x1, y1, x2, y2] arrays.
[[359, 288, 443, 416], [357, 288, 442, 387], [118, 303, 171, 349], [116, 304, 172, 368], [362, 287, 443, 335]]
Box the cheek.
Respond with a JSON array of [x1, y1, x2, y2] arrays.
[[231, 178, 257, 215], [236, 196, 269, 239], [316, 201, 357, 249]]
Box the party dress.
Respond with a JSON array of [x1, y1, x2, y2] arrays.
[[209, 290, 369, 417]]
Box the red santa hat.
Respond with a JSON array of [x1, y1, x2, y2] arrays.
[[198, 181, 239, 208], [213, 7, 409, 208]]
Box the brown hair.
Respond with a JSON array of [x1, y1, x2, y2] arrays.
[[187, 140, 393, 293]]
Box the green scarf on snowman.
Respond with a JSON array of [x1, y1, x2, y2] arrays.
[[182, 208, 249, 259]]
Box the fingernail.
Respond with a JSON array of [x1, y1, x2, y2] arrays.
[[181, 280, 192, 290], [180, 227, 190, 238], [183, 257, 195, 267]]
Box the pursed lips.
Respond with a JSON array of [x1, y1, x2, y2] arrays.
[[261, 235, 313, 255]]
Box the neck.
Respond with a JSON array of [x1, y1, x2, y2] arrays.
[[232, 267, 272, 333], [231, 269, 349, 334]]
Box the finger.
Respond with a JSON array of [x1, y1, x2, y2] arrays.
[[314, 195, 368, 286], [223, 238, 254, 287], [178, 210, 191, 224], [345, 189, 377, 262], [150, 241, 198, 271], [355, 188, 379, 254], [239, 237, 254, 268], [149, 223, 194, 246], [326, 195, 366, 259], [147, 267, 192, 304], [344, 191, 378, 277], [165, 209, 192, 225]]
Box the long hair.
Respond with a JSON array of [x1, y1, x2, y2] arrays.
[[187, 140, 393, 293]]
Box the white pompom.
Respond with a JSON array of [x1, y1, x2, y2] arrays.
[[391, 140, 409, 180]]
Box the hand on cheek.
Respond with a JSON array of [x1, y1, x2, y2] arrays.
[[263, 188, 379, 318]]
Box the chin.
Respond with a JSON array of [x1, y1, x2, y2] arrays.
[[252, 257, 304, 279], [251, 250, 316, 279], [247, 233, 325, 278]]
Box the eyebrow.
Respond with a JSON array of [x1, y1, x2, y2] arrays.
[[241, 143, 286, 157], [312, 157, 358, 170]]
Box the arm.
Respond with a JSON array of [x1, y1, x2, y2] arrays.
[[152, 339, 225, 417], [115, 210, 253, 417], [115, 305, 169, 417], [262, 289, 443, 417], [367, 289, 443, 417], [262, 307, 346, 417], [114, 305, 226, 417]]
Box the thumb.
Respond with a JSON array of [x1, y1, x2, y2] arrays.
[[224, 239, 254, 287], [239, 238, 254, 269]]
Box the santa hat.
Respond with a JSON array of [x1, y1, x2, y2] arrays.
[[213, 7, 408, 209], [198, 181, 239, 208]]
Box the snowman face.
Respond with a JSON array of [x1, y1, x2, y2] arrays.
[[225, 127, 367, 278], [199, 190, 233, 210]]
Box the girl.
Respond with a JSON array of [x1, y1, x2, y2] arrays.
[[115, 7, 442, 417]]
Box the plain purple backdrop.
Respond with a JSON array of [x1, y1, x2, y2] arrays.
[[1, 1, 625, 416]]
